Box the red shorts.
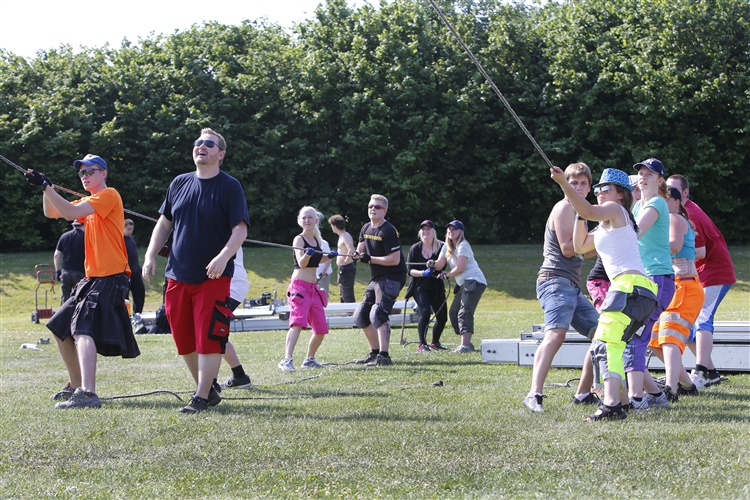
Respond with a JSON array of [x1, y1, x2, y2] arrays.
[[165, 277, 233, 355]]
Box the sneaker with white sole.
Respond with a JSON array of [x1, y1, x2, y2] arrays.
[[572, 392, 601, 406], [523, 394, 545, 413], [55, 388, 101, 409], [51, 382, 76, 401], [278, 357, 295, 372], [301, 357, 324, 369], [179, 395, 209, 414], [646, 391, 669, 409], [690, 369, 721, 389], [355, 352, 379, 364], [677, 382, 699, 396], [629, 397, 649, 413], [221, 374, 252, 389], [453, 343, 475, 353]]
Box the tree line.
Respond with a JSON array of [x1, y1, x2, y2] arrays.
[[1, 0, 748, 252]]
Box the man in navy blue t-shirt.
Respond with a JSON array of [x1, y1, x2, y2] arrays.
[[143, 128, 250, 414]]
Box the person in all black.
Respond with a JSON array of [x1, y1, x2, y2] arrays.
[[404, 220, 447, 352], [352, 194, 407, 367], [53, 221, 85, 303], [123, 219, 145, 314]]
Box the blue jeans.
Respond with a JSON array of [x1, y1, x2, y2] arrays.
[[536, 276, 599, 338]]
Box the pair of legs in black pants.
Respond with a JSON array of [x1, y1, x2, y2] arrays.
[[413, 285, 447, 346]]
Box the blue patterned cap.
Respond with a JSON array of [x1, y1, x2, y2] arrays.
[[593, 169, 633, 192]]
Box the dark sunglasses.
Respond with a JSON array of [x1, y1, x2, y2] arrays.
[[78, 168, 102, 178], [368, 204, 385, 210], [194, 139, 221, 149], [594, 185, 612, 195]]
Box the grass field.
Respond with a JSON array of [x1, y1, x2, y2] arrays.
[[1, 245, 749, 499]]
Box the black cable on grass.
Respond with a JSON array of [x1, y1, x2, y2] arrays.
[[425, 0, 553, 169], [545, 377, 581, 388]]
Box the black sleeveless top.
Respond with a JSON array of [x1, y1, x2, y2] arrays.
[[293, 236, 323, 269]]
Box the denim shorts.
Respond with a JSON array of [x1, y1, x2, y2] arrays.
[[536, 276, 599, 339]]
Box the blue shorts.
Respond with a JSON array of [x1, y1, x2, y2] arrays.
[[536, 276, 599, 339], [688, 284, 733, 341]]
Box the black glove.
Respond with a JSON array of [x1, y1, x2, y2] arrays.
[[24, 169, 52, 190], [328, 250, 338, 259], [358, 253, 371, 264], [55, 269, 62, 282]]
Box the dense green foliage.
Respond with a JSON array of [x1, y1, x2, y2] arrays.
[[1, 0, 748, 251]]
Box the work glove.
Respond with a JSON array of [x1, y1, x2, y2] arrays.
[[328, 250, 338, 259], [24, 169, 52, 189], [422, 268, 438, 278], [305, 247, 316, 256], [358, 253, 371, 264]]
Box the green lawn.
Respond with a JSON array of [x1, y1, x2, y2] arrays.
[[1, 245, 748, 499]]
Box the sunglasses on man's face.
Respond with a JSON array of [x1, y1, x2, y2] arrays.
[[78, 168, 102, 178], [368, 204, 385, 210], [194, 139, 220, 149], [594, 185, 612, 196]]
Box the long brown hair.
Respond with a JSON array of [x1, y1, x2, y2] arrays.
[[616, 186, 639, 233]]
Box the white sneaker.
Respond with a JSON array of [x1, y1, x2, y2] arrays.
[[629, 397, 650, 413], [523, 394, 545, 413], [278, 357, 295, 372], [646, 391, 669, 409], [301, 357, 324, 369], [453, 343, 476, 353], [690, 369, 711, 391]]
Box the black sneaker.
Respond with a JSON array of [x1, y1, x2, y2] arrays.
[[664, 386, 679, 403], [677, 382, 699, 396], [572, 392, 602, 405], [221, 374, 252, 389], [55, 388, 101, 409], [179, 395, 209, 414], [51, 382, 76, 401], [584, 403, 627, 422], [366, 354, 393, 367], [207, 388, 222, 407], [356, 352, 379, 364], [212, 379, 222, 394], [430, 342, 448, 351]]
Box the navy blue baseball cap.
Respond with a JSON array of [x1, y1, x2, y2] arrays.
[[420, 220, 436, 229], [633, 158, 664, 177], [445, 220, 465, 231], [73, 154, 108, 171]]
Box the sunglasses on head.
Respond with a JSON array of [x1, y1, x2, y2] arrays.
[[194, 139, 220, 149], [594, 185, 612, 195], [368, 204, 385, 210], [78, 168, 102, 178]]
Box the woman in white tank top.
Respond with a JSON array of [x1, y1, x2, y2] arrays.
[[550, 167, 659, 422]]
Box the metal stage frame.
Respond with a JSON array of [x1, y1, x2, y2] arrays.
[[481, 321, 750, 372]]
